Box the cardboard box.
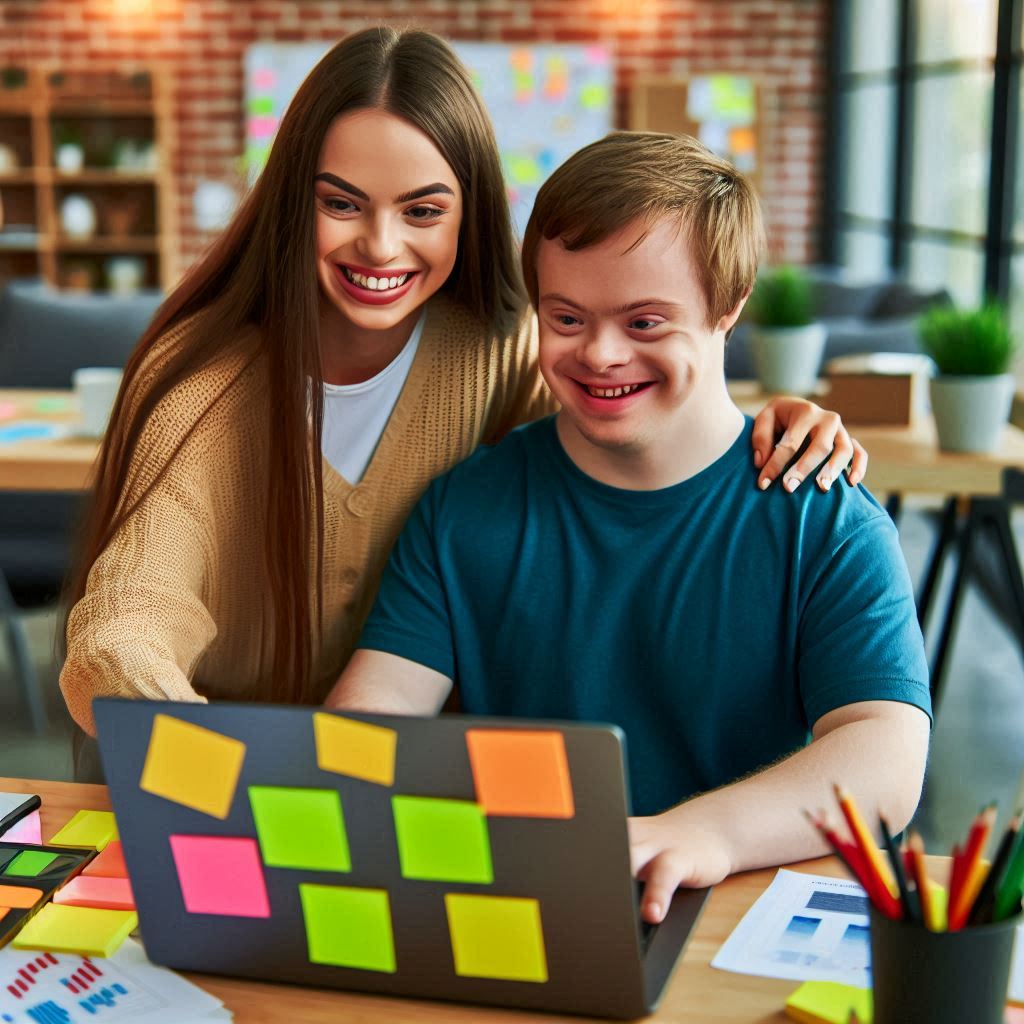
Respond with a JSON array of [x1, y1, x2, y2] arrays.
[[823, 354, 932, 426]]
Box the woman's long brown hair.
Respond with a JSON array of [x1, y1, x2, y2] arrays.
[[64, 25, 525, 705]]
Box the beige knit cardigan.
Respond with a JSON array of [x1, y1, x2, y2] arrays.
[[60, 294, 553, 734]]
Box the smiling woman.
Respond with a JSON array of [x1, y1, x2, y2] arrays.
[[58, 25, 867, 778]]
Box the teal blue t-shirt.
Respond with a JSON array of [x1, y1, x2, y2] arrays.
[[360, 416, 931, 816]]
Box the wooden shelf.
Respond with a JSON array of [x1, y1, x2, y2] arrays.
[[49, 101, 155, 117], [52, 169, 159, 185], [0, 171, 39, 185], [56, 236, 158, 253]]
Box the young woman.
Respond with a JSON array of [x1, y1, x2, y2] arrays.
[[61, 26, 865, 769]]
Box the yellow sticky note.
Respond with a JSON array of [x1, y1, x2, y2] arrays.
[[48, 810, 119, 851], [140, 714, 245, 819], [785, 981, 872, 1024], [314, 713, 396, 786], [12, 903, 137, 957], [445, 894, 547, 983]]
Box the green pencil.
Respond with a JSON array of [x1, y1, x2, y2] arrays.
[[994, 816, 1024, 921]]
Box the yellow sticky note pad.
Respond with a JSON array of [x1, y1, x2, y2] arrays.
[[314, 713, 396, 786], [12, 904, 137, 958], [785, 981, 872, 1024], [445, 894, 547, 983], [140, 714, 246, 819], [48, 810, 119, 851]]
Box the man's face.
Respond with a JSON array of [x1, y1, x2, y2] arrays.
[[536, 216, 740, 461]]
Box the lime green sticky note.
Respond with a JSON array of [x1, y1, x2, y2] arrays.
[[392, 796, 492, 884], [300, 884, 396, 972], [445, 894, 547, 983], [507, 155, 541, 186], [785, 981, 872, 1024], [49, 810, 119, 851], [247, 96, 274, 115], [579, 83, 609, 110], [12, 903, 137, 957], [33, 397, 71, 414], [5, 851, 58, 878], [249, 787, 350, 872]]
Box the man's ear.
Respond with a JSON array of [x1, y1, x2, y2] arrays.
[[716, 288, 751, 335]]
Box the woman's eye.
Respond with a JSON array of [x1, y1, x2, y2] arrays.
[[323, 197, 358, 213], [407, 205, 444, 221]]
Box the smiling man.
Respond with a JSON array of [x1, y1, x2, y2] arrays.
[[326, 132, 931, 922]]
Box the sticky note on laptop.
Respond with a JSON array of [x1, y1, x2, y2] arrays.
[[48, 810, 118, 850], [12, 903, 137, 957], [785, 982, 872, 1024]]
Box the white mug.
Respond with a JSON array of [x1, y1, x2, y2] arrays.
[[73, 367, 123, 438]]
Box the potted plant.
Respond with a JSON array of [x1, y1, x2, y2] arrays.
[[53, 122, 85, 174], [919, 303, 1018, 453], [746, 265, 826, 395]]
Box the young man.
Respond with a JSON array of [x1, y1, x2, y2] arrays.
[[326, 132, 931, 923]]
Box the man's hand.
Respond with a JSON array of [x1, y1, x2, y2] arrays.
[[628, 807, 733, 924]]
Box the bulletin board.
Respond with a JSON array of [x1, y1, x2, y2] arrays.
[[243, 42, 614, 237], [629, 75, 764, 194]]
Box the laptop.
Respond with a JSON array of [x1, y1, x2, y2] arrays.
[[94, 699, 708, 1020]]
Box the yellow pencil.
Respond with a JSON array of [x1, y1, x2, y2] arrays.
[[834, 786, 897, 899]]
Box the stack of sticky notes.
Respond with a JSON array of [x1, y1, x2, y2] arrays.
[[48, 809, 119, 851], [785, 982, 872, 1024], [12, 903, 137, 957]]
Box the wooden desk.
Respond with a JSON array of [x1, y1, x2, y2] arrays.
[[729, 381, 1024, 498], [0, 389, 98, 492], [1, 775, 852, 1024]]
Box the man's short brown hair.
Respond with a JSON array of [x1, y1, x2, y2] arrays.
[[521, 131, 766, 328]]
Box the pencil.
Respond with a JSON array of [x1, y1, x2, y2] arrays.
[[907, 831, 940, 931], [804, 810, 892, 915], [949, 803, 997, 930], [879, 814, 914, 923], [834, 786, 898, 900], [969, 810, 1022, 925], [995, 816, 1024, 921]]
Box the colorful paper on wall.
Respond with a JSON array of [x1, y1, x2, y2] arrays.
[[140, 715, 245, 819]]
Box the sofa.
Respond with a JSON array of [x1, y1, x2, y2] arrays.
[[0, 279, 163, 730], [725, 266, 952, 380]]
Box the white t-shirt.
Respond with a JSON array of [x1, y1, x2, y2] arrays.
[[321, 313, 425, 484]]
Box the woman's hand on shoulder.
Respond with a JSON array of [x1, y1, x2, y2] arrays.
[[751, 396, 868, 493]]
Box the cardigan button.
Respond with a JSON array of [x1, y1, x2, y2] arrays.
[[346, 488, 369, 517], [340, 567, 360, 587]]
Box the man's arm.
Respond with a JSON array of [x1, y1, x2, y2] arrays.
[[629, 698, 930, 924], [325, 649, 453, 716]]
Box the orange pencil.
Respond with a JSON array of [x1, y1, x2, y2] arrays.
[[834, 786, 899, 901], [908, 831, 939, 930], [948, 803, 997, 930]]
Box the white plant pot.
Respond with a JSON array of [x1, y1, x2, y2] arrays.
[[929, 374, 1015, 453], [750, 322, 827, 395], [56, 143, 84, 173]]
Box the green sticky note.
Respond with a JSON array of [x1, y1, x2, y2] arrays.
[[300, 884, 395, 972], [5, 851, 58, 878], [49, 810, 118, 851], [785, 981, 873, 1023], [32, 397, 70, 414], [247, 96, 274, 115], [507, 155, 541, 186], [249, 787, 350, 872], [392, 796, 492, 884], [445, 894, 548, 982], [579, 83, 609, 110], [709, 75, 755, 122]]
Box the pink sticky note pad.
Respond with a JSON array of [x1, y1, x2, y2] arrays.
[[0, 403, 17, 421], [169, 835, 270, 918], [4, 810, 41, 845], [82, 840, 127, 879], [53, 876, 135, 911]]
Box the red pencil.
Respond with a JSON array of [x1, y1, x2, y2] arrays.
[[949, 804, 997, 930]]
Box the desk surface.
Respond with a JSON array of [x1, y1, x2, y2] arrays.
[[5, 384, 1024, 498], [0, 775, 845, 1024]]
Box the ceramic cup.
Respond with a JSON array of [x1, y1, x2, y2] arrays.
[[73, 367, 123, 438]]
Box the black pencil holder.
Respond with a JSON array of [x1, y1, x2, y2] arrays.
[[869, 905, 1018, 1024]]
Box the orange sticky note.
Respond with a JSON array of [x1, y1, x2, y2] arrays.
[[53, 876, 134, 911], [466, 729, 574, 818], [0, 884, 43, 909], [82, 840, 127, 879], [140, 715, 246, 819]]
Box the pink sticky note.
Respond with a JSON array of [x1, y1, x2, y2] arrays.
[[0, 402, 17, 421], [53, 876, 135, 911], [4, 811, 42, 845], [82, 840, 127, 879], [169, 835, 270, 918]]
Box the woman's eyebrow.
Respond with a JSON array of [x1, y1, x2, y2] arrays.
[[314, 173, 369, 200], [314, 174, 454, 205]]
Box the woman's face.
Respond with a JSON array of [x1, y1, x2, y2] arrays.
[[314, 108, 463, 334]]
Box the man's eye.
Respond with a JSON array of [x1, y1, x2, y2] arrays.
[[556, 315, 580, 327], [629, 318, 659, 330], [407, 206, 444, 220]]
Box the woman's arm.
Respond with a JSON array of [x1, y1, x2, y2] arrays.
[[751, 397, 869, 492]]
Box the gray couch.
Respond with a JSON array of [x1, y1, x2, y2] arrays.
[[726, 266, 951, 380], [0, 280, 163, 730]]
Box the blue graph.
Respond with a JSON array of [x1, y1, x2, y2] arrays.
[[26, 1002, 71, 1024], [78, 984, 128, 1015]]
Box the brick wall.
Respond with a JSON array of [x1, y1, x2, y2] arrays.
[[1, 0, 830, 281]]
